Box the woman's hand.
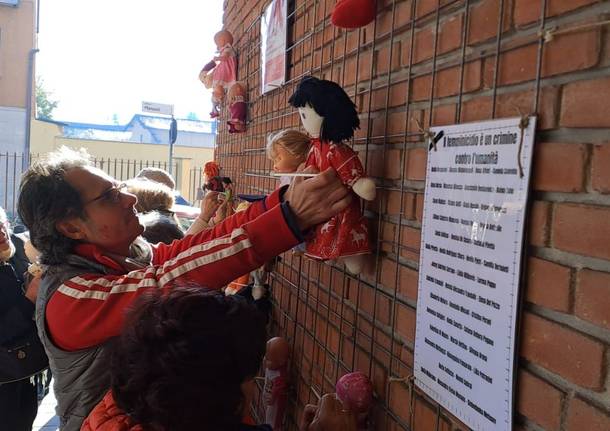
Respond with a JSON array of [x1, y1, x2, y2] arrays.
[[299, 394, 358, 431], [199, 191, 223, 223]]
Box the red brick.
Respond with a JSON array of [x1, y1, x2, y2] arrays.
[[405, 148, 427, 180], [566, 397, 610, 431], [461, 96, 493, 122], [395, 302, 416, 343], [532, 143, 587, 192], [520, 313, 605, 389], [496, 44, 538, 85], [525, 257, 571, 312], [591, 143, 610, 193], [380, 257, 399, 289], [496, 87, 560, 130], [426, 103, 457, 126], [395, 0, 413, 24], [528, 201, 551, 247], [413, 27, 435, 64], [416, 0, 439, 18], [552, 203, 610, 260], [412, 397, 452, 431], [514, 0, 600, 27], [415, 193, 424, 222], [398, 264, 419, 301], [575, 269, 610, 330], [561, 76, 610, 127], [436, 61, 482, 97], [517, 371, 563, 431], [385, 149, 403, 179], [542, 29, 601, 77], [467, 0, 511, 45], [386, 190, 404, 216], [375, 42, 401, 76], [388, 380, 412, 424], [438, 14, 464, 55]]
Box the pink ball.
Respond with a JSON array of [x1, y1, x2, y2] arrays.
[[336, 371, 373, 414]]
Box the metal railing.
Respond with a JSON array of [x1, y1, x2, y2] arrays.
[[0, 152, 180, 222]]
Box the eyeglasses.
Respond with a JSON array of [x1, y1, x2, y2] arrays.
[[83, 183, 128, 206]]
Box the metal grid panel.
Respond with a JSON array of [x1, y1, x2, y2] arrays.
[[216, 0, 610, 429]]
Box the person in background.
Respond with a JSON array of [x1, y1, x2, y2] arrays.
[[18, 146, 350, 431], [0, 207, 46, 431], [124, 178, 185, 244], [136, 166, 191, 206], [82, 287, 356, 431]]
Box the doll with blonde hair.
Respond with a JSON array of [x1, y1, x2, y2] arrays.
[[266, 129, 311, 181]]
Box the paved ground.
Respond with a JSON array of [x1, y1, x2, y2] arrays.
[[32, 383, 59, 431]]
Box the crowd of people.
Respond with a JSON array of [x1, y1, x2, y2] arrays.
[[1, 146, 360, 430]]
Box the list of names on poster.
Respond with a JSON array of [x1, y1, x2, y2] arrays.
[[414, 117, 536, 431]]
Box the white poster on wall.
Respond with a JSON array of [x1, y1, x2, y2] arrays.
[[260, 0, 287, 94], [414, 117, 537, 431]]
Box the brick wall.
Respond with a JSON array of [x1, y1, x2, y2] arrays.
[[215, 0, 610, 429]]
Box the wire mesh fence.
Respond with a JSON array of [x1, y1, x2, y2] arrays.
[[215, 0, 610, 429]]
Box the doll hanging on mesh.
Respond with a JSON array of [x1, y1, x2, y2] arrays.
[[288, 76, 376, 274], [199, 30, 237, 118]]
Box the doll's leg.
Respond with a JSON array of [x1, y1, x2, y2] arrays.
[[341, 254, 366, 275]]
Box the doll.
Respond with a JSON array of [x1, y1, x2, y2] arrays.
[[336, 372, 374, 430], [227, 82, 247, 133], [263, 337, 289, 430], [288, 76, 376, 274], [211, 30, 237, 91], [266, 129, 311, 186], [199, 30, 237, 119], [331, 0, 377, 29]]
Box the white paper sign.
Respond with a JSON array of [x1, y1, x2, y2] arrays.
[[260, 0, 287, 94], [414, 117, 536, 431]]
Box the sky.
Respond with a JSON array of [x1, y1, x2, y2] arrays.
[[36, 0, 224, 125]]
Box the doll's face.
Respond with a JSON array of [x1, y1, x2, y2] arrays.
[[214, 30, 233, 48], [298, 104, 323, 138], [272, 145, 304, 173], [264, 338, 289, 370]]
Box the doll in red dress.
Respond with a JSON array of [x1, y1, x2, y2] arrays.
[[263, 337, 289, 430], [288, 76, 376, 274]]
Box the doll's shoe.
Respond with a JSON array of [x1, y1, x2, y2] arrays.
[[331, 0, 376, 29]]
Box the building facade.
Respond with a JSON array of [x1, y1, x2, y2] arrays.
[[0, 0, 36, 153]]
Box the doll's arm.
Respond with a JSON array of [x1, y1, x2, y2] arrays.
[[328, 144, 365, 187], [215, 46, 235, 61], [328, 144, 376, 201]]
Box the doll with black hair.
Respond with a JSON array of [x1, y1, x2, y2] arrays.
[[288, 76, 376, 274]]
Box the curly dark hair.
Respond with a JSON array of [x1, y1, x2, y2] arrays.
[[17, 147, 90, 265], [111, 287, 267, 431], [288, 75, 360, 143]]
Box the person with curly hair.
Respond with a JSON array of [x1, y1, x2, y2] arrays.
[[17, 146, 351, 430], [82, 287, 357, 431]]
